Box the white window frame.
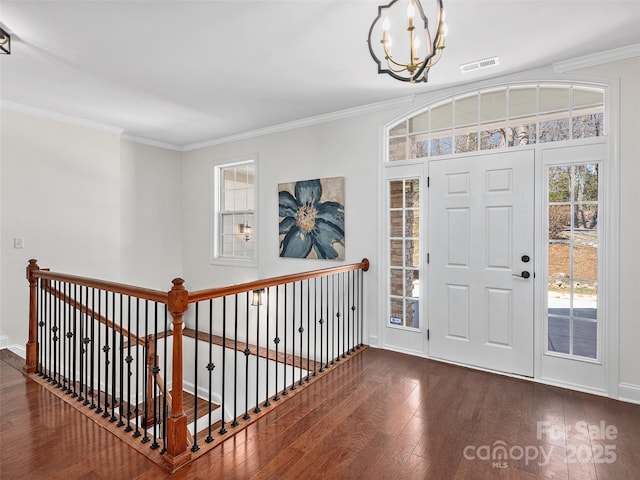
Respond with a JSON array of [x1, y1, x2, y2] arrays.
[[210, 155, 258, 267]]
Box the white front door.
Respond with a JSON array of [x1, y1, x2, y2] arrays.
[[428, 150, 535, 376]]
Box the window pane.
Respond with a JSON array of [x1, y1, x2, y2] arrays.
[[481, 89, 506, 122], [405, 210, 419, 237], [539, 118, 570, 143], [235, 188, 247, 211], [574, 164, 598, 202], [548, 166, 571, 202], [389, 181, 404, 209], [409, 133, 430, 158], [573, 87, 603, 108], [548, 316, 570, 354], [390, 240, 403, 267], [548, 205, 571, 240], [223, 168, 236, 190], [406, 269, 419, 298], [573, 113, 604, 139], [430, 135, 453, 156], [390, 268, 403, 296], [480, 129, 506, 150], [508, 123, 536, 146], [389, 136, 407, 162], [455, 94, 478, 126], [548, 241, 570, 280], [390, 298, 404, 325], [540, 86, 570, 113], [405, 239, 419, 268], [409, 111, 429, 133], [573, 319, 597, 358], [404, 179, 420, 208], [406, 299, 420, 328], [389, 121, 407, 136], [390, 211, 403, 237], [509, 86, 537, 119], [431, 101, 453, 131], [455, 132, 478, 153], [574, 242, 598, 280]]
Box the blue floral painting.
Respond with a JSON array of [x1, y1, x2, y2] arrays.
[[278, 177, 345, 260]]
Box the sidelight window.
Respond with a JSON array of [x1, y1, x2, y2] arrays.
[[388, 178, 421, 329], [546, 163, 599, 359]]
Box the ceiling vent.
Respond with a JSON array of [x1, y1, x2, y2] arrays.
[[459, 57, 500, 73]]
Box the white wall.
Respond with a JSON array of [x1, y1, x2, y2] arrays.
[[581, 58, 640, 391], [179, 112, 409, 342], [120, 140, 183, 289], [0, 109, 121, 349]]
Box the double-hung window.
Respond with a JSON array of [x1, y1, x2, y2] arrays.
[[211, 157, 257, 266]]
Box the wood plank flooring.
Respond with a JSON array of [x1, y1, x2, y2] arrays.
[[1, 347, 639, 479]]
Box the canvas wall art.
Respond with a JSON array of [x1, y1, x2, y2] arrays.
[[278, 177, 345, 260]]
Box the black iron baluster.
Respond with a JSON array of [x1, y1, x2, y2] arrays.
[[53, 281, 60, 386], [101, 291, 110, 417], [95, 289, 103, 413], [117, 294, 125, 427], [219, 296, 228, 434], [342, 272, 347, 359], [231, 294, 239, 428], [243, 292, 251, 420], [150, 302, 159, 450], [350, 270, 356, 352], [290, 283, 296, 392], [319, 276, 324, 373], [253, 291, 261, 414], [207, 298, 215, 443], [110, 292, 118, 423], [43, 280, 50, 380], [298, 280, 304, 386], [331, 273, 340, 365], [62, 282, 68, 391], [161, 305, 168, 454], [263, 287, 271, 408], [282, 284, 288, 396], [141, 300, 150, 444], [70, 284, 78, 397], [124, 296, 133, 432], [273, 285, 280, 402], [36, 279, 42, 375], [133, 298, 141, 438], [78, 285, 85, 402], [89, 288, 95, 407], [358, 269, 364, 348], [307, 279, 312, 380], [192, 302, 200, 452]]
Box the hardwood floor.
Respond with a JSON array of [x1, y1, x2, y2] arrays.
[[1, 347, 639, 479]]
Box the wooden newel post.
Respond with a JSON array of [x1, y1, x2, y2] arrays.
[[164, 278, 191, 471], [25, 259, 40, 374]]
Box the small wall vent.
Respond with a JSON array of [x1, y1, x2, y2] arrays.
[[459, 56, 500, 73]]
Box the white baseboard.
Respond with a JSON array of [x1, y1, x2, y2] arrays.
[[618, 382, 640, 405], [368, 334, 379, 348], [8, 344, 26, 358], [0, 336, 8, 349]]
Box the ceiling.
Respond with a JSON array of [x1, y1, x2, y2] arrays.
[[1, 1, 639, 149]]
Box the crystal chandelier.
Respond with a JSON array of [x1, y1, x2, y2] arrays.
[[367, 0, 447, 83]]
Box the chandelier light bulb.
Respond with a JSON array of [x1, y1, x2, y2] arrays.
[[407, 1, 415, 20]]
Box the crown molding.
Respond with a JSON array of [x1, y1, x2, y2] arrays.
[[182, 95, 416, 152], [120, 134, 182, 151], [0, 100, 124, 134], [553, 43, 640, 73]]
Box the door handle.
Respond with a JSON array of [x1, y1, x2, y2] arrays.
[[512, 271, 531, 279]]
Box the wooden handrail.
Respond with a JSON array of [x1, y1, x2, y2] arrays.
[[41, 281, 144, 346], [188, 258, 369, 304], [32, 270, 167, 304]]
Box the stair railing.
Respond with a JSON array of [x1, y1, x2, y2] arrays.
[[25, 258, 369, 472]]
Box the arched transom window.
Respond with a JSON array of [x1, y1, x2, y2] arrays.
[[387, 84, 605, 162]]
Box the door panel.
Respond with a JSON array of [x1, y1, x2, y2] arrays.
[[428, 150, 534, 376]]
